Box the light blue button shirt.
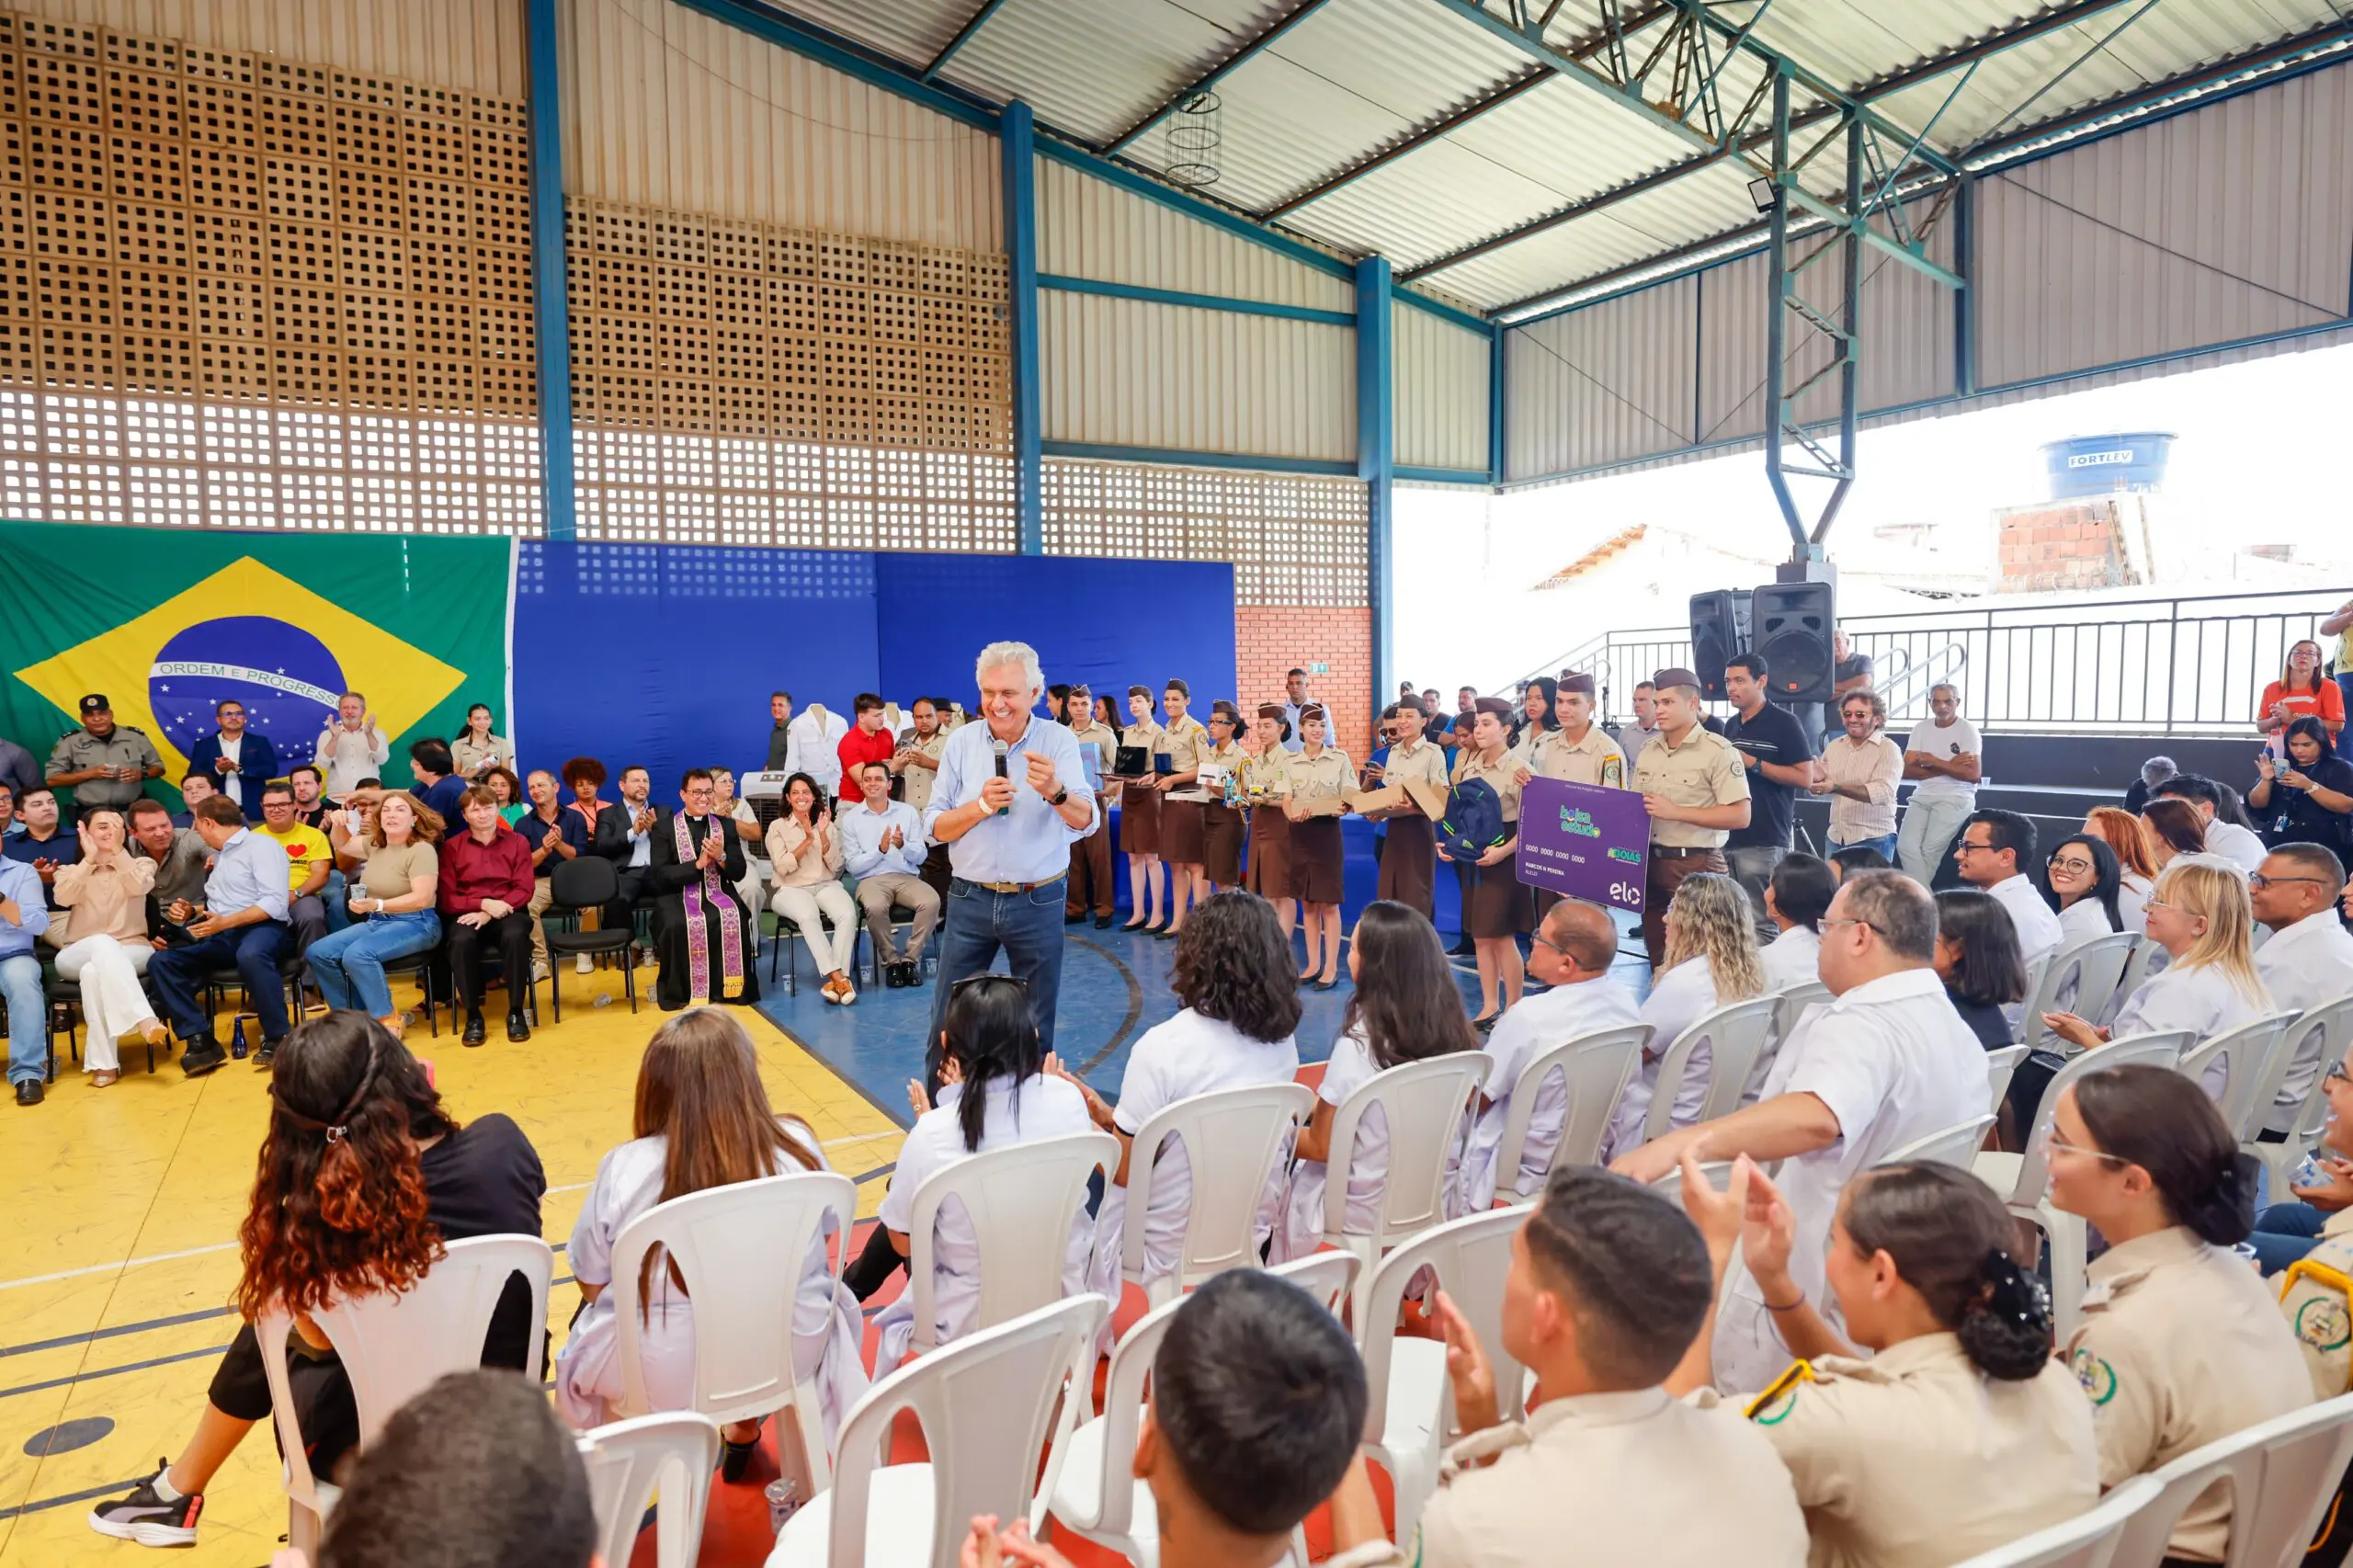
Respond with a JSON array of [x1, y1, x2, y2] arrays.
[[0, 858, 48, 957], [841, 800, 928, 881], [205, 826, 291, 923], [922, 713, 1097, 885]]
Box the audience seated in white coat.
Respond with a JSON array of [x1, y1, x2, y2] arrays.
[[1608, 873, 1763, 1159]]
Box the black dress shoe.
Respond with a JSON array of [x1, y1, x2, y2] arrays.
[[506, 1012, 530, 1043], [462, 1013, 488, 1047], [179, 1040, 226, 1076], [14, 1079, 40, 1106], [1063, 911, 1086, 925], [720, 1420, 764, 1483], [1094, 914, 1113, 929], [1448, 937, 1476, 957], [1154, 925, 1179, 940], [1311, 976, 1337, 992]]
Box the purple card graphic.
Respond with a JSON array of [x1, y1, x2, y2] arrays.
[[1516, 777, 1649, 915]]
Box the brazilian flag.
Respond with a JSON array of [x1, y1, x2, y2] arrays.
[[0, 519, 513, 807]]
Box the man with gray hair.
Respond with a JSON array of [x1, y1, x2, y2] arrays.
[[2122, 753, 2178, 814], [921, 640, 1099, 1067], [1897, 680, 1981, 885], [1612, 869, 1984, 1390]]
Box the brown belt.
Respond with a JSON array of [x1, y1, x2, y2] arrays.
[[956, 875, 1067, 894]]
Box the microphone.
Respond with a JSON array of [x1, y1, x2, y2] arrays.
[[992, 738, 1011, 816]]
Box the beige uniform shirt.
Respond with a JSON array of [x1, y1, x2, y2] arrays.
[[2065, 1225, 2313, 1562], [1201, 739, 1246, 802], [1631, 725, 1750, 848], [1240, 747, 1291, 803], [1520, 723, 1628, 790], [1118, 718, 1164, 801], [1286, 746, 1353, 806], [1729, 1335, 2098, 1568], [1379, 734, 1449, 795], [2280, 1206, 2353, 1398], [1159, 714, 1209, 774], [898, 729, 948, 813], [1404, 1388, 1809, 1568], [1451, 745, 1526, 825], [1064, 722, 1119, 798], [47, 725, 165, 809]]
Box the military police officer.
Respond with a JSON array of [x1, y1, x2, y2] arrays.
[[47, 695, 165, 811], [1631, 667, 1750, 970]]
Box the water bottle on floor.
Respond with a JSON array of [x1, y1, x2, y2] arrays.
[[765, 1477, 801, 1535], [592, 992, 614, 1008], [229, 1016, 249, 1060]]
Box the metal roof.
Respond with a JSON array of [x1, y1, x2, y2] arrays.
[[740, 0, 2353, 316]]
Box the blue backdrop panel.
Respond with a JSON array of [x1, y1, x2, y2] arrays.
[[874, 553, 1236, 712], [511, 541, 881, 790]]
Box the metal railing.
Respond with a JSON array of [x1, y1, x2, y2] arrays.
[[1517, 586, 2351, 735]]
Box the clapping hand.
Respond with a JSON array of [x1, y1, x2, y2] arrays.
[[960, 1517, 1072, 1568], [632, 807, 657, 835], [1430, 1289, 1500, 1437], [2040, 1011, 2106, 1051]]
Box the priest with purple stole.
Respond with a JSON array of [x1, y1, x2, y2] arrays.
[[648, 767, 758, 1009]]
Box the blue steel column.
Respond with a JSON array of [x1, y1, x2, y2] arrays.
[[1761, 67, 1802, 554], [1358, 256, 1395, 703], [1954, 174, 1978, 396], [1003, 100, 1042, 554], [525, 0, 574, 542], [1486, 318, 1505, 485]]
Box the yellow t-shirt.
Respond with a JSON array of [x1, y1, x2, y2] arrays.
[[257, 822, 335, 893]]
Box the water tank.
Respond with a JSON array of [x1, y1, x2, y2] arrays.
[[2041, 432, 2174, 499]]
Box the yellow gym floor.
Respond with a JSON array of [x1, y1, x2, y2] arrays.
[[0, 971, 904, 1568]]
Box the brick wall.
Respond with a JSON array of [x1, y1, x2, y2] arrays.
[[1996, 497, 2146, 593], [1236, 605, 1373, 759]]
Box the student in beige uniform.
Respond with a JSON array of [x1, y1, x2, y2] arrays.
[[1154, 679, 1212, 938], [1444, 696, 1531, 1027], [1283, 705, 1352, 990], [1370, 700, 1447, 920], [1120, 685, 1167, 932], [895, 697, 953, 903], [1199, 701, 1248, 891], [2045, 1064, 2312, 1565], [1512, 671, 1627, 922], [1062, 683, 1120, 928], [1324, 1165, 1809, 1568], [1242, 704, 1297, 940], [1632, 667, 1752, 971], [1671, 1156, 2097, 1568]]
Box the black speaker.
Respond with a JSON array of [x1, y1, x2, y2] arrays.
[[1753, 580, 1837, 703], [1688, 590, 1752, 700]]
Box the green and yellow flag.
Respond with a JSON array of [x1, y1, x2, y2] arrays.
[[0, 519, 513, 806]]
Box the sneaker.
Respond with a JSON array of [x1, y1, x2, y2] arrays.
[[179, 1040, 226, 1077], [574, 954, 594, 975], [87, 1466, 202, 1547], [531, 961, 551, 983], [253, 1041, 278, 1069]]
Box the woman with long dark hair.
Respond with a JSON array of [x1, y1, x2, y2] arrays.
[[1672, 1158, 2097, 1563], [451, 701, 516, 781], [2251, 716, 2353, 853], [2141, 795, 2211, 873], [2044, 1065, 2310, 1563], [1274, 901, 1478, 1259], [1059, 892, 1302, 1299], [1510, 676, 1562, 754], [2259, 637, 2344, 750], [2043, 832, 2125, 943], [88, 1013, 545, 1551], [764, 771, 857, 1004], [870, 974, 1095, 1361]]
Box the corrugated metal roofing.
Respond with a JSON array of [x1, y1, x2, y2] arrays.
[[748, 0, 2353, 313]]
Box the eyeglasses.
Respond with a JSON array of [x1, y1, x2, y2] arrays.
[[2328, 1059, 2352, 1087], [1820, 915, 1881, 937], [2048, 856, 2096, 875], [1955, 839, 1995, 855], [2250, 874, 2331, 891], [2040, 1127, 2128, 1165], [2143, 897, 2174, 914]]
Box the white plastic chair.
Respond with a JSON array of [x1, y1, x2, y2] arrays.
[[1041, 1293, 1180, 1567], [1487, 1023, 1649, 1205], [2110, 936, 2163, 1025], [2176, 1011, 2300, 1142], [904, 1131, 1119, 1357], [2248, 996, 2353, 1198], [1947, 1474, 2161, 1568], [1751, 981, 1830, 1101], [1267, 1249, 1361, 1316], [608, 1170, 856, 1490], [1647, 1160, 1739, 1210], [1317, 1052, 1491, 1321], [2021, 933, 2140, 1053], [2108, 1392, 2353, 1568], [1642, 995, 1779, 1142], [1984, 1044, 2029, 1115], [1120, 1082, 1314, 1304], [768, 1295, 1108, 1568], [1355, 1207, 1525, 1543], [1972, 1032, 2188, 1339], [256, 1233, 553, 1557], [579, 1410, 722, 1568], [1881, 1114, 1996, 1167]]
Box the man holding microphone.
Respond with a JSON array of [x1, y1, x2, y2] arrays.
[[922, 641, 1098, 1070]]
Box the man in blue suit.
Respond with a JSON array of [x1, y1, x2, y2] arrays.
[[182, 699, 279, 822]]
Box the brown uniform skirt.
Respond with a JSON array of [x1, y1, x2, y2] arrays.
[[1202, 801, 1245, 886], [1286, 814, 1346, 905], [1246, 803, 1291, 898], [1376, 812, 1438, 917], [1161, 798, 1207, 864], [1120, 783, 1162, 858], [1463, 856, 1534, 938]]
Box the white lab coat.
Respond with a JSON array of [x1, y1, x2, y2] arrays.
[[1455, 975, 1643, 1211], [1607, 959, 1721, 1161]]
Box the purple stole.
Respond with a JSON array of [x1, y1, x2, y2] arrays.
[[673, 812, 746, 1002]]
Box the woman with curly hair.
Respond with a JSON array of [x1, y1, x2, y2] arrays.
[[1669, 1157, 2097, 1563], [1609, 871, 1763, 1158], [1273, 900, 1479, 1260], [87, 1011, 545, 1551], [1058, 891, 1302, 1300]]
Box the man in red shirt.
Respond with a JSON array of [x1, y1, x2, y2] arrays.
[[835, 692, 898, 808], [438, 784, 537, 1046]]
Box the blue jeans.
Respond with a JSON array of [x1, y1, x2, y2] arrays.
[[149, 921, 292, 1044], [2, 951, 43, 1086], [1830, 833, 1900, 862], [926, 876, 1071, 1080], [2250, 1200, 2327, 1275], [322, 869, 353, 936], [308, 911, 440, 1017]]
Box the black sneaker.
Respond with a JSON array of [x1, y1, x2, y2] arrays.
[[253, 1040, 279, 1069], [87, 1466, 202, 1547], [179, 1040, 227, 1077]]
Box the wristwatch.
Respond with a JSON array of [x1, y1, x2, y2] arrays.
[[1050, 785, 1070, 807]]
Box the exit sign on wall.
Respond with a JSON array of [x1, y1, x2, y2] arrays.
[[1310, 662, 1329, 674]]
